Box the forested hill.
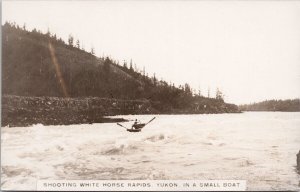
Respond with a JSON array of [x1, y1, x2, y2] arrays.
[[239, 99, 300, 112], [2, 22, 239, 114]]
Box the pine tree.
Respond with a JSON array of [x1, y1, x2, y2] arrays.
[[198, 89, 201, 96], [184, 83, 192, 95], [134, 63, 137, 72], [216, 88, 224, 101], [103, 57, 111, 81], [76, 40, 80, 49], [153, 73, 157, 86], [47, 27, 51, 37], [129, 59, 134, 71], [68, 34, 74, 47], [207, 87, 210, 98], [123, 60, 127, 69], [90, 47, 95, 55]]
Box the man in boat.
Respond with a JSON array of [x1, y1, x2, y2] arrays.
[[132, 119, 141, 130]]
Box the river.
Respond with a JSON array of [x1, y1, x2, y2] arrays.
[[1, 112, 300, 190]]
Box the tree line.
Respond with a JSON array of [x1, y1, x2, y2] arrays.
[[239, 99, 300, 112]]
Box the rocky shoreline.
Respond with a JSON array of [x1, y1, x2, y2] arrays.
[[2, 95, 240, 127], [2, 95, 156, 127]]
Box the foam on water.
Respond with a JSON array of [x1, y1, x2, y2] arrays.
[[1, 112, 300, 190]]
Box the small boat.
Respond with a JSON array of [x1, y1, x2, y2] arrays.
[[126, 128, 143, 132], [117, 117, 156, 132], [132, 123, 146, 129]]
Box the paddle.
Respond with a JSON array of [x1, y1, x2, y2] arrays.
[[117, 123, 129, 130], [145, 117, 156, 125]]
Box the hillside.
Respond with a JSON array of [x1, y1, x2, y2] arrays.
[[2, 22, 239, 126], [239, 99, 300, 112], [2, 23, 141, 99]]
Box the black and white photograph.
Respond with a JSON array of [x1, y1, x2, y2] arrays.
[[1, 0, 300, 191]]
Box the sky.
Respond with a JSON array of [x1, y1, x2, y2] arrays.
[[2, 0, 300, 104]]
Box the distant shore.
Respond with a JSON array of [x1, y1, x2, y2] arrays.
[[239, 99, 300, 112]]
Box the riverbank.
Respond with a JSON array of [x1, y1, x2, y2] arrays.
[[2, 95, 240, 127], [2, 95, 154, 127]]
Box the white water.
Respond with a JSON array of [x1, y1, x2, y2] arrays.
[[1, 112, 300, 190]]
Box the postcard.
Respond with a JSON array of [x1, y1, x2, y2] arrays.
[[1, 0, 300, 191]]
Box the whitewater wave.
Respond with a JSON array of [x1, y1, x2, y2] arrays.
[[1, 112, 300, 190]]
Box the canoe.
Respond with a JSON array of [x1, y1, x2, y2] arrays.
[[127, 129, 142, 132]]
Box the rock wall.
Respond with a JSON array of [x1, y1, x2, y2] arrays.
[[2, 95, 239, 127], [2, 95, 156, 127]]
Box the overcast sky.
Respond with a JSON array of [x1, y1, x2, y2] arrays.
[[2, 0, 300, 104]]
